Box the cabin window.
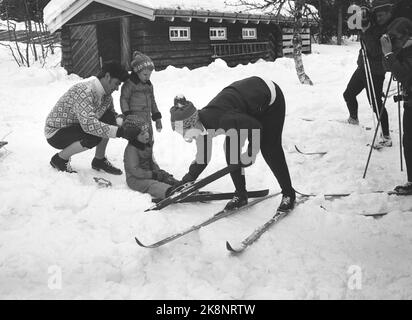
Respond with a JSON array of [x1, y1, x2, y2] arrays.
[[169, 27, 191, 41], [209, 27, 227, 40], [242, 28, 257, 39]]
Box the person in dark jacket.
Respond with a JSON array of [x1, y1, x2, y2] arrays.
[[170, 77, 296, 212], [343, 1, 393, 147], [381, 17, 412, 194]]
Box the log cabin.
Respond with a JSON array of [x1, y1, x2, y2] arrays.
[[44, 0, 316, 78]]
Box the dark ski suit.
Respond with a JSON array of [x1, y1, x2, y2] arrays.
[[181, 76, 295, 199], [383, 45, 412, 181], [343, 24, 390, 136]]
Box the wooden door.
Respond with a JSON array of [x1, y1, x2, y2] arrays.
[[268, 25, 282, 60], [70, 24, 100, 78]]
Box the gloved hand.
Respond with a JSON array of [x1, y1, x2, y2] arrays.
[[155, 119, 163, 132], [116, 126, 140, 140], [152, 169, 168, 182], [181, 172, 195, 184]]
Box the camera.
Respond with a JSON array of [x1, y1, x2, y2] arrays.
[[394, 94, 407, 102]]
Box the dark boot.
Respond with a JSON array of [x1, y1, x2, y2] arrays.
[[278, 194, 296, 212], [224, 192, 248, 211], [394, 182, 412, 195], [92, 157, 122, 175], [50, 153, 77, 173]]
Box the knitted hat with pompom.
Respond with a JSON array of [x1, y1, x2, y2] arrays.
[[131, 51, 155, 73], [170, 95, 199, 133]]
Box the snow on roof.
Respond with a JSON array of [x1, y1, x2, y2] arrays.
[[44, 0, 317, 33]]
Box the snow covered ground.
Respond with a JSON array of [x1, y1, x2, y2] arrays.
[[1, 40, 412, 300]]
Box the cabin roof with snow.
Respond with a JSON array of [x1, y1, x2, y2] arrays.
[[44, 0, 315, 33]]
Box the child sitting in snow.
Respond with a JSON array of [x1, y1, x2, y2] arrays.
[[123, 115, 180, 199], [120, 51, 162, 143]]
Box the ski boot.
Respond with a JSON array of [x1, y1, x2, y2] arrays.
[[50, 153, 77, 173], [394, 182, 412, 195], [224, 193, 248, 211], [92, 157, 122, 175], [347, 117, 359, 125], [278, 194, 296, 212]]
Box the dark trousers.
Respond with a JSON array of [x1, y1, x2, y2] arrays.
[[343, 67, 390, 136], [226, 86, 295, 198], [47, 111, 116, 150], [403, 102, 412, 182]]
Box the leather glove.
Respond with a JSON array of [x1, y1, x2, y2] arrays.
[[181, 172, 195, 184]]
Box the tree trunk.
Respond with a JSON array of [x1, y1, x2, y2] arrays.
[[318, 0, 324, 44], [293, 0, 313, 85], [337, 3, 343, 45]]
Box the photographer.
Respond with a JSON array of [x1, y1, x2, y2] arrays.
[[343, 1, 393, 147], [381, 17, 412, 194]]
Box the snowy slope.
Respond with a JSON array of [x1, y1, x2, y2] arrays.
[[1, 41, 412, 299]]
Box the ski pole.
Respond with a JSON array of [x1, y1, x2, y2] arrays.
[[1, 131, 12, 141], [363, 74, 393, 179], [360, 40, 379, 129], [363, 41, 381, 124], [397, 81, 403, 172]]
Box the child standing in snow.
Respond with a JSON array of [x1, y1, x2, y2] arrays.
[[123, 115, 180, 200], [120, 51, 162, 143]]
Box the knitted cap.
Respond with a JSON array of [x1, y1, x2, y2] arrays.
[[131, 51, 155, 73], [371, 0, 394, 12], [123, 115, 149, 135], [170, 96, 199, 132]]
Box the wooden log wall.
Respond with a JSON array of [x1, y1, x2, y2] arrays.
[[58, 2, 296, 74], [130, 16, 280, 70], [60, 26, 73, 73]]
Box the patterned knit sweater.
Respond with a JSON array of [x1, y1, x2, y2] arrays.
[[44, 77, 118, 139]]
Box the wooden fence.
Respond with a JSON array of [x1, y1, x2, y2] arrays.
[[0, 29, 60, 45], [282, 27, 311, 55]]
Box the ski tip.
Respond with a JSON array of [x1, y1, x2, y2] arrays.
[[361, 212, 388, 218], [135, 237, 147, 247], [226, 241, 235, 252], [226, 241, 242, 254]]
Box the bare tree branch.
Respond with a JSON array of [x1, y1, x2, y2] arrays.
[[226, 0, 314, 85]]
